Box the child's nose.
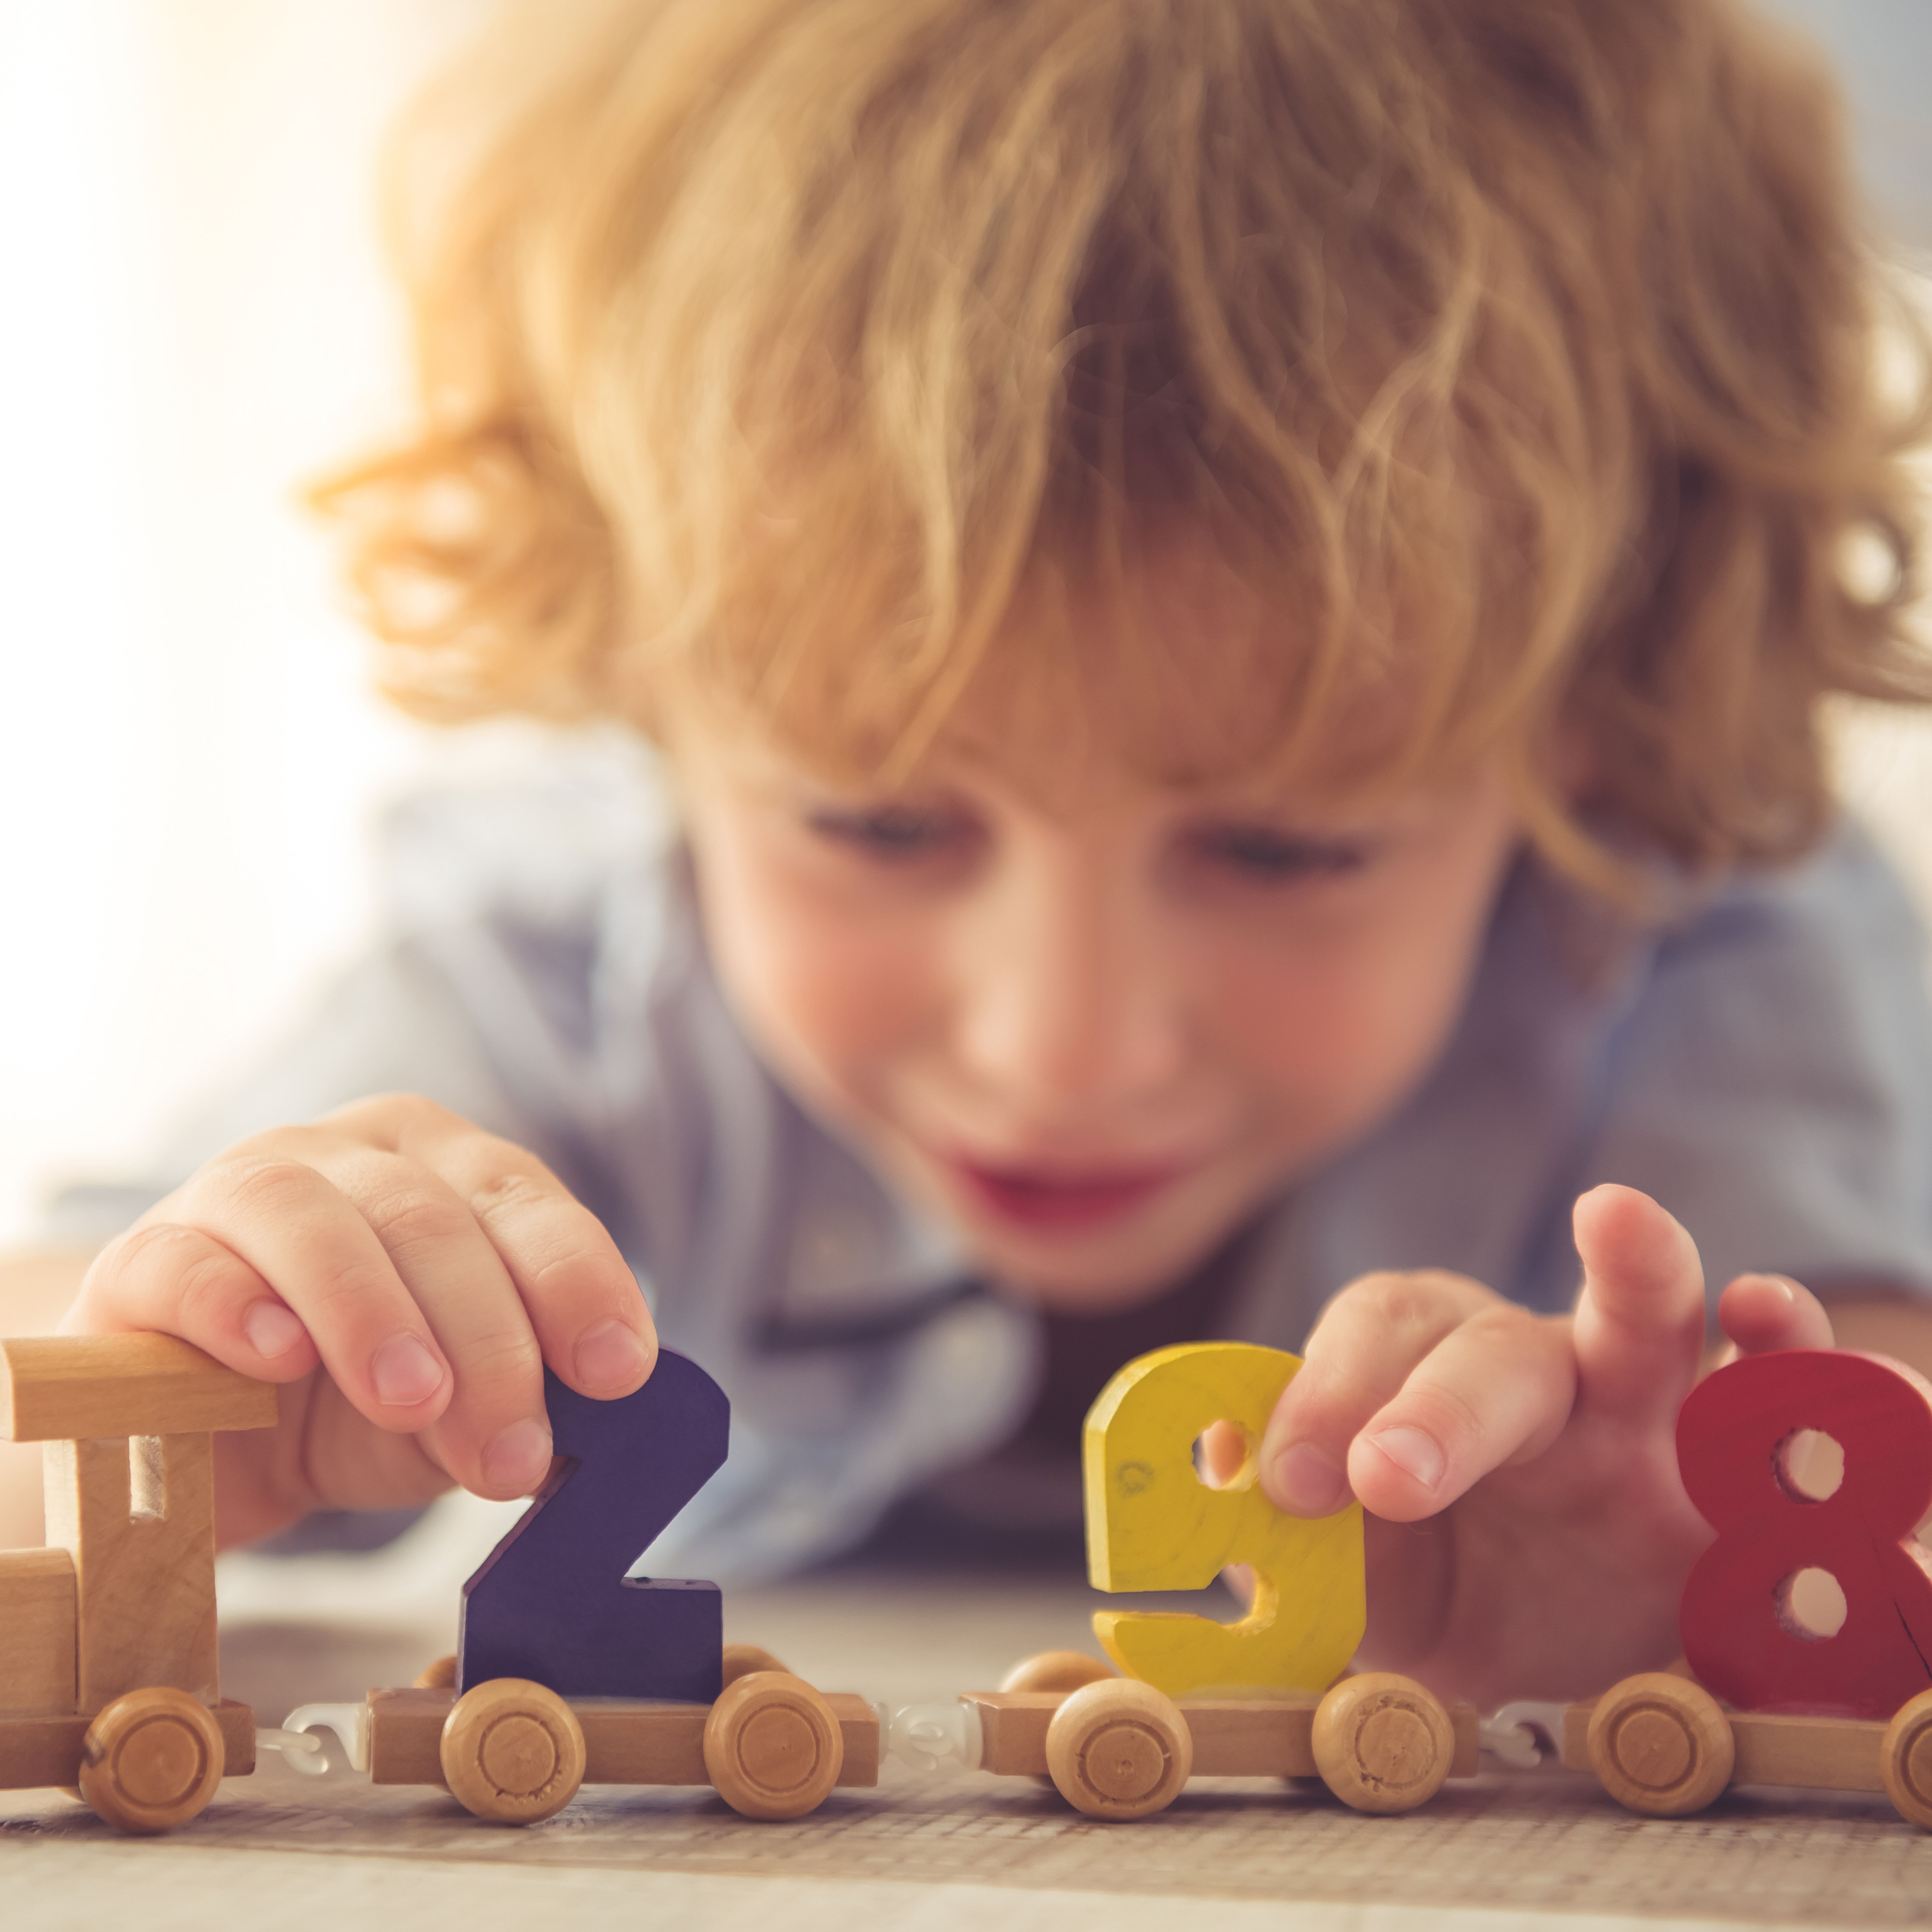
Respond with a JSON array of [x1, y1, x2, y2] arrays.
[[951, 852, 1186, 1114]]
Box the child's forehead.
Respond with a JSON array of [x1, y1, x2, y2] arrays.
[[664, 519, 1490, 814]]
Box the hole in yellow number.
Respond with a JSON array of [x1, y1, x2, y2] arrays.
[[1775, 1566, 1849, 1641], [1193, 1422, 1259, 1492], [1773, 1429, 1845, 1503]]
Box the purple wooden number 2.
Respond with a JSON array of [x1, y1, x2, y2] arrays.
[[458, 1348, 731, 1702]]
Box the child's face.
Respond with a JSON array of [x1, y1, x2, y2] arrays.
[[671, 562, 1524, 1312]]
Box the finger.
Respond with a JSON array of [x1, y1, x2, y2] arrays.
[[313, 1144, 554, 1501], [1260, 1269, 1497, 1517], [165, 1152, 454, 1431], [1570, 1183, 1708, 1420], [327, 1097, 657, 1399], [1343, 1306, 1575, 1521], [1199, 1419, 1250, 1488], [1716, 1273, 1835, 1358], [65, 1221, 318, 1381]]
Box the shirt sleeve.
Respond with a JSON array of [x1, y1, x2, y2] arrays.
[[1531, 826, 1932, 1305], [39, 758, 671, 1249]]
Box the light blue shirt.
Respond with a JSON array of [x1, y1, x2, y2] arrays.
[[48, 755, 1932, 1580]]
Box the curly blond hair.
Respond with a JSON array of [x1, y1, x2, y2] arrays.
[[314, 0, 1929, 893]]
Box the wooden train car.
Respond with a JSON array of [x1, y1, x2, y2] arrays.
[[0, 1335, 277, 1831], [1566, 1670, 1932, 1826]]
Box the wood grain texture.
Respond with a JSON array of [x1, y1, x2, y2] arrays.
[[0, 1546, 77, 1715], [1565, 1689, 1888, 1794], [703, 1672, 846, 1819], [1562, 1698, 1593, 1772], [1311, 1674, 1455, 1815], [1043, 1680, 1192, 1820], [440, 1679, 586, 1824], [0, 1699, 251, 1791], [367, 1686, 878, 1790], [965, 1691, 1057, 1775], [1181, 1697, 1319, 1777], [1880, 1689, 1932, 1826], [1585, 1675, 1735, 1817], [0, 1337, 276, 1442], [968, 1689, 1478, 1783], [78, 1685, 226, 1833], [1085, 1343, 1364, 1697], [1730, 1711, 1885, 1791], [44, 1435, 220, 1711]]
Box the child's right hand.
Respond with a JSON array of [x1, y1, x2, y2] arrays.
[[58, 1094, 657, 1546], [1247, 1183, 1839, 1707]]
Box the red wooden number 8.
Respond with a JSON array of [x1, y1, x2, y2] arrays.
[[1678, 1349, 1932, 1718]]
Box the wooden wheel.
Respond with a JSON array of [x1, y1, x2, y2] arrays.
[[999, 1650, 1116, 1694], [1587, 1672, 1734, 1817], [415, 1653, 458, 1690], [1044, 1678, 1192, 1820], [440, 1678, 587, 1824], [721, 1642, 788, 1687], [1312, 1673, 1454, 1814], [1881, 1689, 1932, 1828], [704, 1671, 844, 1819], [77, 1686, 225, 1834]]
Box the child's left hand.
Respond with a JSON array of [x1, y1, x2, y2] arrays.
[[1251, 1183, 1831, 1706]]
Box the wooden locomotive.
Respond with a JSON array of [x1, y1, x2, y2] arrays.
[[0, 1334, 276, 1830]]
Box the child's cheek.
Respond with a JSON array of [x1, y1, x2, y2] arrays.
[[695, 846, 939, 1118], [1211, 891, 1499, 1154]]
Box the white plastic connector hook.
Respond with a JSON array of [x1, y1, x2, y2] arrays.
[[253, 1728, 330, 1777], [883, 1698, 984, 1774], [1482, 1701, 1569, 1770], [278, 1702, 373, 1775]]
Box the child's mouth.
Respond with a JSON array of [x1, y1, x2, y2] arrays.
[[946, 1157, 1187, 1234]]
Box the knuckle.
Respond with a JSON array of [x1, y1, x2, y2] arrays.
[[526, 1242, 632, 1311], [172, 1247, 258, 1328], [114, 1218, 211, 1277], [468, 1167, 553, 1218], [321, 1091, 453, 1142], [361, 1186, 472, 1259], [1402, 1381, 1488, 1455], [1348, 1273, 1444, 1333], [205, 1155, 326, 1225], [302, 1252, 406, 1319], [455, 1330, 545, 1405]]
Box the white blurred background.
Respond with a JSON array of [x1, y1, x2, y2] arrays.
[[0, 0, 1927, 1244]]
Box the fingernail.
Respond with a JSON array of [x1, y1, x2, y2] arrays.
[[482, 1418, 553, 1495], [1366, 1425, 1446, 1492], [1272, 1441, 1346, 1516], [574, 1318, 649, 1392], [370, 1332, 445, 1407], [243, 1301, 306, 1360]]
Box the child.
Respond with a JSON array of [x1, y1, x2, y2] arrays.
[[9, 0, 1932, 1710]]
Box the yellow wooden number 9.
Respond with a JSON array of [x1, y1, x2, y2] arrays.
[[1084, 1341, 1364, 1696]]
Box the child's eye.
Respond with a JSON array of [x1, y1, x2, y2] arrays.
[[804, 804, 975, 860], [1185, 822, 1376, 882]]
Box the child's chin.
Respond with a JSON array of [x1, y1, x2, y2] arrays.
[[963, 1212, 1217, 1310]]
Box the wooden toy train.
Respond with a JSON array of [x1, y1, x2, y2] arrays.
[[4, 1332, 1932, 1833]]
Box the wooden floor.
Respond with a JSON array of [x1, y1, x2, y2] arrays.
[[5, 1558, 1931, 1930]]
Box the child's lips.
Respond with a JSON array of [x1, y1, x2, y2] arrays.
[[943, 1155, 1193, 1234]]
